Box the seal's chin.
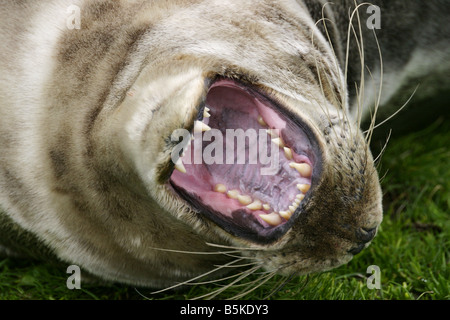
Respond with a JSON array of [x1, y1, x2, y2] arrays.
[[169, 79, 321, 243]]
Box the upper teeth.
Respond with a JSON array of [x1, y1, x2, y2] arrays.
[[227, 189, 240, 199], [194, 120, 211, 133], [237, 195, 253, 205], [266, 129, 278, 138], [257, 116, 267, 127], [283, 147, 293, 160], [213, 184, 227, 193], [289, 162, 312, 177], [297, 184, 311, 193], [247, 200, 262, 210], [174, 159, 186, 173], [271, 137, 285, 148]]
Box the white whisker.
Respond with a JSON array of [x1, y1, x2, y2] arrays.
[[355, 1, 366, 134], [183, 262, 262, 286], [221, 252, 261, 260], [319, 2, 347, 102], [191, 264, 262, 300], [227, 269, 278, 300], [364, 28, 384, 146], [263, 272, 297, 300], [205, 242, 265, 251], [344, 2, 375, 128], [373, 129, 392, 164], [364, 84, 419, 134], [378, 168, 389, 184], [147, 246, 242, 256], [150, 257, 246, 295], [213, 261, 261, 268]]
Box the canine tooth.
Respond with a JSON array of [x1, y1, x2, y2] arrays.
[[174, 159, 186, 173], [271, 137, 285, 148], [289, 163, 312, 177], [297, 184, 311, 193], [227, 190, 240, 199], [257, 116, 267, 127], [247, 200, 262, 210], [283, 147, 293, 160], [194, 120, 211, 133], [214, 184, 227, 193], [238, 195, 252, 206], [262, 203, 271, 211], [279, 210, 292, 220], [259, 213, 282, 226]]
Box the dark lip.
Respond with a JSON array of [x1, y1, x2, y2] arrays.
[[167, 77, 324, 244]]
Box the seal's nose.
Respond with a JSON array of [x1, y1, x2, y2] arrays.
[[356, 227, 377, 243], [349, 227, 377, 255]]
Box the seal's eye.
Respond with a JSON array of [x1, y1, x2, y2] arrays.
[[169, 79, 320, 243]]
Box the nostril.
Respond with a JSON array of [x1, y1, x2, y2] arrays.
[[348, 227, 377, 256], [348, 243, 366, 255], [356, 227, 377, 243]]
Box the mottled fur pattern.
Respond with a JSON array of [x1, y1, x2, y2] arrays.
[[0, 0, 448, 289]]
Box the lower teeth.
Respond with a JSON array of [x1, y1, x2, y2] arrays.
[[212, 182, 308, 226], [278, 211, 292, 220], [259, 212, 282, 226], [237, 195, 252, 205], [213, 184, 227, 193], [247, 200, 262, 210]]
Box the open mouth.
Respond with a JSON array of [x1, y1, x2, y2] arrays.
[[169, 79, 321, 243]]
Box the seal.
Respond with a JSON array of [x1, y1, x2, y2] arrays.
[[0, 0, 449, 291]]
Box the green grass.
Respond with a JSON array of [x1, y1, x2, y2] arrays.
[[0, 118, 448, 300]]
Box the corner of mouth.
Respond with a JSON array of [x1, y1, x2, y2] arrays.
[[168, 77, 323, 244]]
